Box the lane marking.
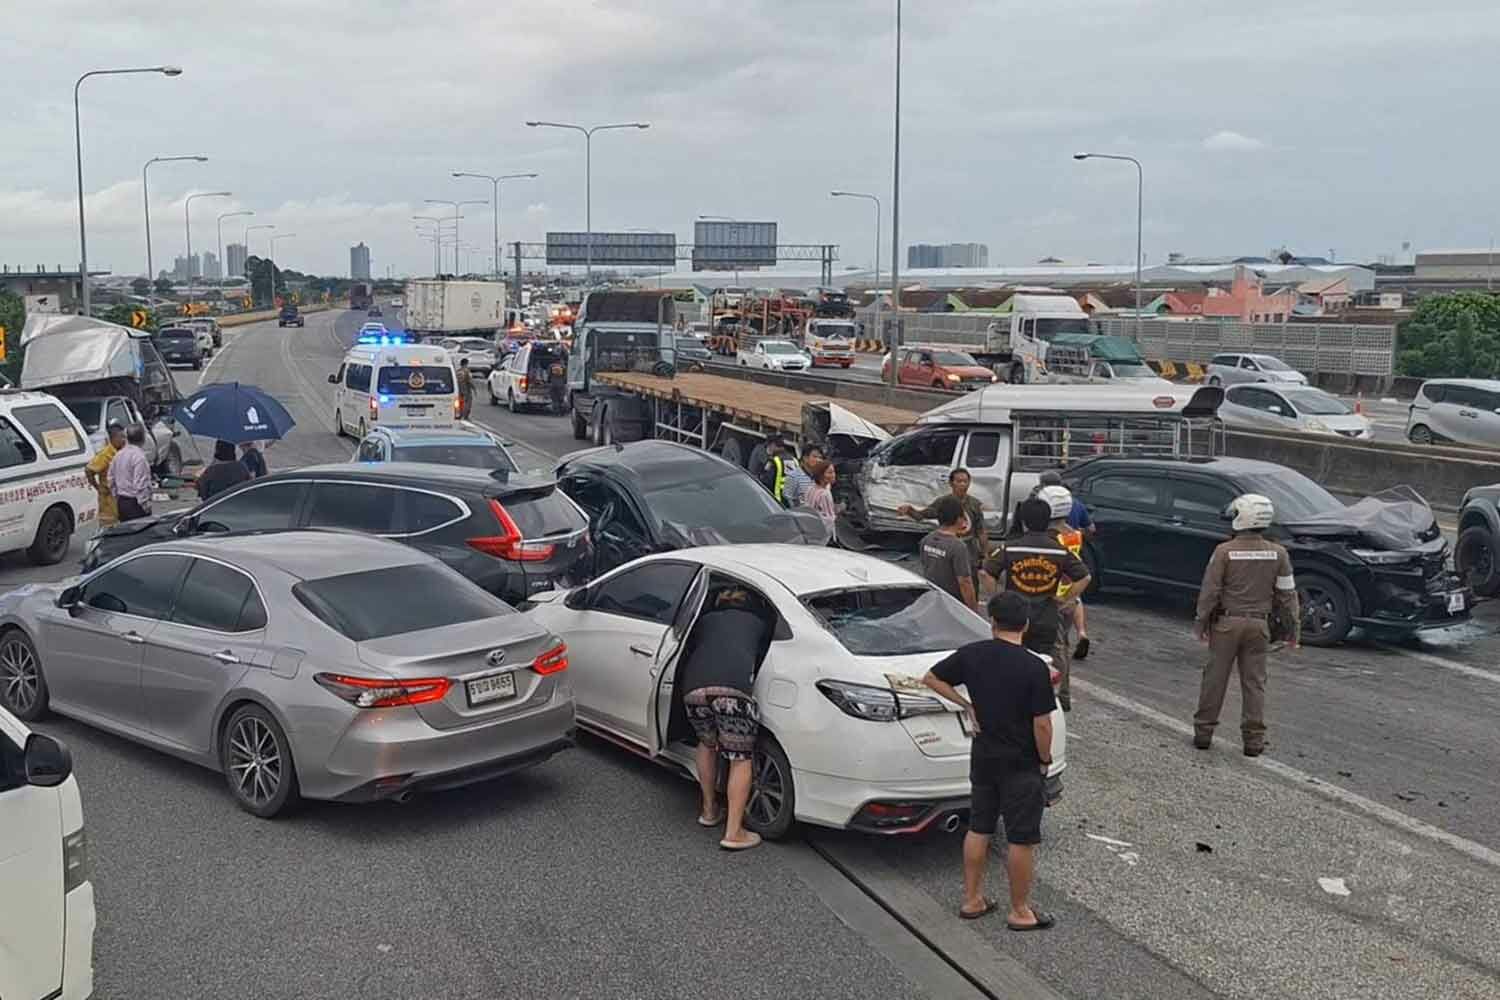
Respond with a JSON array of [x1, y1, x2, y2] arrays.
[[1073, 676, 1500, 872], [1380, 646, 1500, 687]]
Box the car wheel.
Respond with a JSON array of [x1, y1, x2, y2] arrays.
[[158, 444, 183, 478], [719, 436, 745, 468], [220, 705, 300, 818], [27, 505, 72, 566], [572, 408, 588, 440], [489, 384, 499, 405], [508, 390, 519, 414], [745, 736, 796, 840], [1408, 424, 1433, 446], [1208, 375, 1221, 387], [0, 629, 48, 722], [1298, 572, 1352, 646], [1457, 525, 1500, 596]]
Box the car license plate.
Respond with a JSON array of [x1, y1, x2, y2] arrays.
[[1447, 591, 1466, 613], [465, 672, 516, 706], [957, 711, 976, 738]]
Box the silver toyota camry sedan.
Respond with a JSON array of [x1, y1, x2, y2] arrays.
[[0, 531, 574, 817]]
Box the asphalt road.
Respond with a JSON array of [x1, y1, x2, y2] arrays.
[[4, 309, 1498, 999]]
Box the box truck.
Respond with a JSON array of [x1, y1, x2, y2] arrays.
[[403, 279, 505, 340]]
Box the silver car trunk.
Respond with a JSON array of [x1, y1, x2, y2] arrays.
[[356, 617, 559, 731]]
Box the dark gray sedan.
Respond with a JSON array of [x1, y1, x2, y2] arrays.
[[0, 531, 574, 817]]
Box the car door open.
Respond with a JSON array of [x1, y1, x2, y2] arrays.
[[649, 567, 710, 755]]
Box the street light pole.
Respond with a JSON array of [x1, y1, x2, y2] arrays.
[[75, 65, 183, 314], [184, 191, 231, 309], [453, 172, 538, 282], [888, 0, 903, 390], [1074, 152, 1144, 337], [831, 191, 882, 349], [413, 216, 449, 277], [142, 154, 206, 297], [216, 210, 253, 290], [424, 199, 487, 275], [268, 233, 296, 309], [526, 120, 650, 285], [245, 224, 274, 261]]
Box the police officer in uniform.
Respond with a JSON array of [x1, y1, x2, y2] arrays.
[[1192, 493, 1300, 755]]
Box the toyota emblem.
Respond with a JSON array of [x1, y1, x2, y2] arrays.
[[485, 649, 507, 667]]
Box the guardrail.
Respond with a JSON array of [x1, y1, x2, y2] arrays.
[[218, 303, 336, 328]]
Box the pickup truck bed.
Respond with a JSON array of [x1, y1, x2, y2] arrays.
[[594, 371, 915, 435]]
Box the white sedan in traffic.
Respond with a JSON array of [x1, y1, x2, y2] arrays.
[[524, 544, 1066, 838]]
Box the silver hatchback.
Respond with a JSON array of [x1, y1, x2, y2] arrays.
[[1406, 379, 1500, 448], [0, 531, 574, 817], [1205, 352, 1308, 388]]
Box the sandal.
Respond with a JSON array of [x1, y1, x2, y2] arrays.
[[1073, 636, 1091, 660], [697, 811, 723, 827], [959, 899, 997, 920], [1007, 910, 1056, 932], [719, 832, 762, 851]]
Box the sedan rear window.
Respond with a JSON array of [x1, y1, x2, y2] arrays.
[[293, 563, 511, 641], [502, 489, 587, 538], [377, 365, 455, 395], [805, 586, 988, 656], [394, 444, 516, 471]]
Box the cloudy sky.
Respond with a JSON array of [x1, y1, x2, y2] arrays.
[[5, 0, 1498, 279]]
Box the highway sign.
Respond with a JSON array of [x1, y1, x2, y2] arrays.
[[546, 232, 676, 266], [693, 220, 777, 270], [130, 310, 149, 329]]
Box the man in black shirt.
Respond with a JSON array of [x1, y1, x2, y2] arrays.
[[197, 439, 251, 501], [984, 498, 1090, 711], [678, 586, 769, 851], [923, 592, 1057, 930]]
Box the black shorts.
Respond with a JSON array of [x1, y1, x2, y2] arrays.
[[969, 765, 1045, 844]]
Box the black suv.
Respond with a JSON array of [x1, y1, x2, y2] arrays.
[[82, 463, 592, 605], [1456, 484, 1500, 596], [1062, 456, 1471, 646], [153, 327, 203, 369]]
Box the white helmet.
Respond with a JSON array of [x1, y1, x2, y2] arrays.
[[1037, 485, 1074, 521], [1230, 493, 1275, 532]]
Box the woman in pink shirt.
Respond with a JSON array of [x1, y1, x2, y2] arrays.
[[802, 460, 838, 538]]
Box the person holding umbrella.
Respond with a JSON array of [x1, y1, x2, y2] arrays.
[[198, 440, 251, 500], [174, 382, 297, 480]]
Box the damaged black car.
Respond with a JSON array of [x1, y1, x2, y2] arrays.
[[556, 440, 830, 577], [1061, 456, 1471, 646]]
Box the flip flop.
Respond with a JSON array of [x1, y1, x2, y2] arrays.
[[1073, 636, 1091, 660], [697, 812, 723, 827], [959, 899, 998, 921], [1007, 910, 1056, 932], [719, 832, 763, 851]]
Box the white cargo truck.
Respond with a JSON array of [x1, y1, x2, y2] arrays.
[[403, 279, 505, 340], [874, 291, 1094, 384]]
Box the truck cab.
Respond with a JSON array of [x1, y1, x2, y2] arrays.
[[567, 292, 676, 445], [58, 394, 182, 475]]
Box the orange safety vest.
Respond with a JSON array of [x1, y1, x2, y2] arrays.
[[1056, 527, 1083, 597]]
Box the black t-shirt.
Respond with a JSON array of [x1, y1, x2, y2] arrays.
[[197, 460, 251, 501], [983, 530, 1087, 645], [932, 639, 1056, 770], [679, 607, 767, 694]]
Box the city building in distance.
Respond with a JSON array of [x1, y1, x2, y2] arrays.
[[350, 242, 371, 280], [202, 251, 220, 281], [226, 242, 247, 278], [908, 242, 989, 269]]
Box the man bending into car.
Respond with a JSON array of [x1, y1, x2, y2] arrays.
[[680, 586, 769, 851], [923, 592, 1056, 930]]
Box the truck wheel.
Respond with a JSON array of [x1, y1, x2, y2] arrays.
[[592, 407, 607, 445], [572, 409, 588, 440], [27, 506, 73, 566], [1298, 572, 1352, 646], [719, 437, 745, 468], [1457, 525, 1500, 596]]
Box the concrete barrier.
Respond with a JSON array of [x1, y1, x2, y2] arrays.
[[217, 303, 337, 328], [1223, 429, 1498, 512]]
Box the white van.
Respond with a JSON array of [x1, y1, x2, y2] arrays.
[[327, 342, 459, 438], [0, 391, 98, 565], [0, 706, 96, 1000]]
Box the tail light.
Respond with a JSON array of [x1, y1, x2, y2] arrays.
[[314, 673, 452, 708], [518, 376, 528, 392], [466, 499, 556, 561], [368, 396, 379, 420], [532, 643, 568, 675], [453, 396, 462, 417]]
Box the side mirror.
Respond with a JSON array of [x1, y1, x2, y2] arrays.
[[564, 586, 589, 610], [172, 516, 196, 537], [327, 373, 338, 384], [24, 733, 73, 788], [56, 585, 81, 611]]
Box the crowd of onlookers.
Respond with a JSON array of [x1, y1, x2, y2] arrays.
[[83, 420, 270, 528]]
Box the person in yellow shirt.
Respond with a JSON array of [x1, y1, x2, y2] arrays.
[[85, 421, 126, 527]]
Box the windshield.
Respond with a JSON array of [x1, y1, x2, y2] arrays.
[[1257, 356, 1294, 371], [293, 563, 511, 641], [1282, 390, 1350, 415], [453, 339, 490, 351], [1241, 468, 1343, 520], [763, 341, 800, 354], [63, 399, 102, 432], [931, 350, 980, 366], [376, 365, 455, 395], [805, 586, 988, 656], [1110, 361, 1157, 378], [643, 470, 786, 538], [1033, 317, 1094, 341], [392, 443, 516, 471], [812, 324, 854, 339]]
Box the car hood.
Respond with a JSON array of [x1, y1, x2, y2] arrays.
[[939, 366, 993, 380], [1266, 371, 1307, 383], [1281, 487, 1440, 551], [658, 509, 832, 549], [99, 509, 188, 540]]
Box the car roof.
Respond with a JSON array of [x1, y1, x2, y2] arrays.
[[558, 440, 740, 481], [1423, 378, 1500, 389], [677, 544, 925, 595], [160, 530, 429, 581], [289, 460, 549, 494], [372, 426, 502, 447], [1069, 455, 1297, 478]]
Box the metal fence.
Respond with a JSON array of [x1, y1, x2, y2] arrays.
[[1097, 319, 1396, 377]]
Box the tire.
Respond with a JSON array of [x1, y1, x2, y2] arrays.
[[488, 384, 499, 405], [157, 444, 183, 478], [745, 736, 796, 840], [508, 390, 519, 414], [1457, 525, 1500, 596], [572, 408, 589, 440], [357, 419, 368, 441], [592, 407, 607, 446], [1298, 571, 1353, 646], [1208, 376, 1221, 387], [27, 506, 72, 566], [220, 704, 300, 818], [719, 436, 745, 468], [335, 409, 347, 437], [602, 415, 616, 446], [0, 629, 48, 722], [1408, 424, 1433, 446]]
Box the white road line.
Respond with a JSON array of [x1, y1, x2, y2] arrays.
[[1380, 646, 1500, 687], [1073, 676, 1500, 872]]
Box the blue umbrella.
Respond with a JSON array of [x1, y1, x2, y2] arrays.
[[173, 381, 296, 443]]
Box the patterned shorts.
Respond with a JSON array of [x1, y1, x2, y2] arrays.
[[684, 687, 760, 761]]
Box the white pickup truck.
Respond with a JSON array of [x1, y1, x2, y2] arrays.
[[737, 339, 811, 373], [59, 395, 184, 476]]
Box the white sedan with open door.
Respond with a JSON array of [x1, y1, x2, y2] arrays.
[[524, 543, 1066, 838]]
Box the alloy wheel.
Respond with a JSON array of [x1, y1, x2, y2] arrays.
[[0, 638, 39, 715], [227, 716, 282, 808], [747, 747, 786, 827], [1301, 584, 1338, 641]]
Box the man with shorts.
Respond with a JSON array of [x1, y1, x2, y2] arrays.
[[923, 592, 1056, 929], [679, 587, 769, 851]]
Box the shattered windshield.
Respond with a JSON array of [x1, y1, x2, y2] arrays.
[[805, 586, 988, 656]]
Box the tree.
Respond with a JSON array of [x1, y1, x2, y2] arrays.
[[244, 256, 284, 308], [130, 277, 151, 297], [1395, 292, 1500, 378], [0, 292, 25, 384], [154, 277, 175, 295]]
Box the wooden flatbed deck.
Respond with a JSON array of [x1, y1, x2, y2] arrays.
[[595, 371, 918, 434]]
